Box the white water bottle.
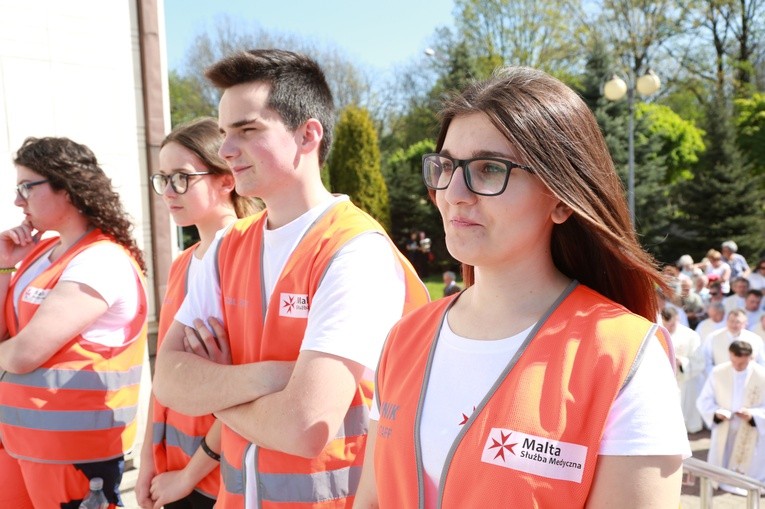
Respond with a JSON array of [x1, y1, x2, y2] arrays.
[[79, 477, 109, 509]]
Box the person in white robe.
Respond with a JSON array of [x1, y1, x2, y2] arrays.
[[695, 302, 726, 342], [697, 340, 765, 495], [698, 309, 765, 379], [753, 314, 765, 342], [661, 307, 704, 433], [744, 290, 763, 331]]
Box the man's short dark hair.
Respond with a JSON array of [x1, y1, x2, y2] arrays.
[[729, 340, 753, 357], [206, 49, 335, 164]]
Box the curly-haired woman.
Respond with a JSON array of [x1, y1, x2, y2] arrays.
[[0, 137, 148, 508]]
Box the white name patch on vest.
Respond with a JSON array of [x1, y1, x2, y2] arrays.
[[279, 293, 309, 318], [22, 286, 50, 305], [480, 428, 587, 483]]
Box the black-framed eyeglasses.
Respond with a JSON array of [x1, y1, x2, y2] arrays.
[[150, 172, 211, 195], [422, 153, 532, 196], [16, 179, 49, 200]]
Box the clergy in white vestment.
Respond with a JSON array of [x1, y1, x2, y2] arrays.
[[662, 307, 704, 432], [697, 340, 765, 495], [723, 277, 750, 315], [744, 289, 763, 331], [754, 314, 765, 342], [695, 302, 727, 342], [698, 309, 765, 378]]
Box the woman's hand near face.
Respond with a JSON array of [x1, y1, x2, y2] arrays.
[[0, 220, 38, 267]]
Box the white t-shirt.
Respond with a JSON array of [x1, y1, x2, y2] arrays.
[[13, 242, 140, 347], [175, 195, 406, 507], [177, 195, 406, 370], [371, 313, 691, 503]]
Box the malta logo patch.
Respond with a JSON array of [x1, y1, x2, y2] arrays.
[[279, 293, 309, 318], [22, 286, 50, 305], [480, 428, 587, 483]]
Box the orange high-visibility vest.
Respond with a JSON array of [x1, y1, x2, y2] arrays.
[[0, 230, 148, 463], [215, 200, 429, 508], [152, 245, 219, 499], [374, 283, 673, 508]]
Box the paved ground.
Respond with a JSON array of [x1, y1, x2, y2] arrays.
[[120, 465, 140, 508], [118, 429, 756, 508]]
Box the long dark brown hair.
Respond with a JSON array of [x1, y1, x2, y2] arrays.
[[433, 67, 666, 320], [14, 137, 147, 273], [161, 117, 261, 218]]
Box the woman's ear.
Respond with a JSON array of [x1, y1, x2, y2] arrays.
[[218, 173, 236, 194], [551, 201, 573, 224]]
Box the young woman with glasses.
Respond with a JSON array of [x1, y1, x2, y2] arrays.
[[354, 67, 689, 508], [0, 136, 148, 508], [136, 117, 259, 509]]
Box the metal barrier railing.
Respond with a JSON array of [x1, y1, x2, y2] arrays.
[[683, 457, 764, 508]]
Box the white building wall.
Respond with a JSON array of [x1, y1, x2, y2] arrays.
[[0, 0, 175, 315]]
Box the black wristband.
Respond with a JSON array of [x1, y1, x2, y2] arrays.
[[200, 437, 221, 461]]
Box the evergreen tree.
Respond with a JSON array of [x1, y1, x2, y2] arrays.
[[383, 140, 441, 254], [328, 105, 391, 230], [679, 93, 765, 259], [379, 39, 483, 159], [429, 41, 483, 100]]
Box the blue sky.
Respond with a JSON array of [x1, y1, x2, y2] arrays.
[[163, 0, 456, 74]]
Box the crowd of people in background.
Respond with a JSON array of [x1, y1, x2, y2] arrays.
[[658, 240, 765, 494], [404, 230, 433, 277]]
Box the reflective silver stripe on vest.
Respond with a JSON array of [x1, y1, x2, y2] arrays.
[[258, 465, 362, 502], [153, 422, 203, 457], [0, 405, 137, 431], [218, 405, 368, 499], [2, 366, 143, 390], [221, 453, 245, 494], [152, 422, 165, 444], [333, 403, 369, 439]]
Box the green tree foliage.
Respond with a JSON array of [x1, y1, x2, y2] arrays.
[[636, 103, 705, 182], [454, 0, 586, 73], [328, 106, 391, 230], [678, 94, 765, 259], [168, 70, 217, 128], [385, 140, 437, 242], [735, 93, 765, 176], [383, 140, 451, 268], [379, 35, 487, 158], [429, 40, 487, 96], [380, 103, 439, 158]]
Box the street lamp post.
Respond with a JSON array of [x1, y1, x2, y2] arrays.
[[603, 70, 661, 225]]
